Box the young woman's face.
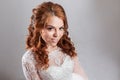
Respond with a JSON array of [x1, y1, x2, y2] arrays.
[[40, 16, 64, 47]]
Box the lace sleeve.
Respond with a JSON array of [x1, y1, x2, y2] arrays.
[[22, 50, 42, 80]]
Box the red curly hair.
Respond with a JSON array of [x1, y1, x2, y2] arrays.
[[26, 1, 77, 70]]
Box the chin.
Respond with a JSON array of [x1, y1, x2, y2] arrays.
[[51, 43, 57, 47]]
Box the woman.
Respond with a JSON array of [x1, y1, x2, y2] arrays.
[[22, 1, 88, 80]]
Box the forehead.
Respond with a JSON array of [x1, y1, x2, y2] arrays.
[[45, 16, 64, 27]]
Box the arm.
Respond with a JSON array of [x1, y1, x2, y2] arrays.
[[72, 56, 88, 80], [22, 53, 42, 80]]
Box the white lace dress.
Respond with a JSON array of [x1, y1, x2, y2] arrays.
[[22, 47, 84, 80]]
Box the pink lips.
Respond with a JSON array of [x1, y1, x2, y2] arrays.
[[51, 39, 58, 43]]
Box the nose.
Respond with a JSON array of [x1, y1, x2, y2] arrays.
[[53, 29, 58, 37]]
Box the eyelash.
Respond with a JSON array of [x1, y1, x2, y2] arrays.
[[46, 26, 64, 31], [47, 27, 54, 30], [59, 27, 64, 30]]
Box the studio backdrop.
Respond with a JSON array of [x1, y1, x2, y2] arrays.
[[0, 0, 120, 80]]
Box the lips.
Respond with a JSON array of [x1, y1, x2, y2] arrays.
[[51, 39, 58, 43]]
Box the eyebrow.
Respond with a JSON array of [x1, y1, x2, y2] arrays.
[[46, 24, 64, 28]]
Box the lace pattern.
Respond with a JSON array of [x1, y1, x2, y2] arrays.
[[22, 50, 42, 80], [48, 47, 67, 66], [22, 48, 83, 80]]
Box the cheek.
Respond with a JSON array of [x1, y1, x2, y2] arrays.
[[41, 31, 52, 41], [61, 31, 64, 35], [59, 31, 64, 38]]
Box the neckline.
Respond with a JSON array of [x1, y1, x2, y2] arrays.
[[48, 47, 61, 56], [46, 55, 73, 71]]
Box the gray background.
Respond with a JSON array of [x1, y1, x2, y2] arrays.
[[0, 0, 120, 80]]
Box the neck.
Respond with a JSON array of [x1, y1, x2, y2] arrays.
[[46, 45, 58, 53]]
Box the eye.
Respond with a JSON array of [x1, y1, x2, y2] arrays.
[[46, 25, 54, 31], [47, 27, 53, 30], [59, 27, 64, 30]]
